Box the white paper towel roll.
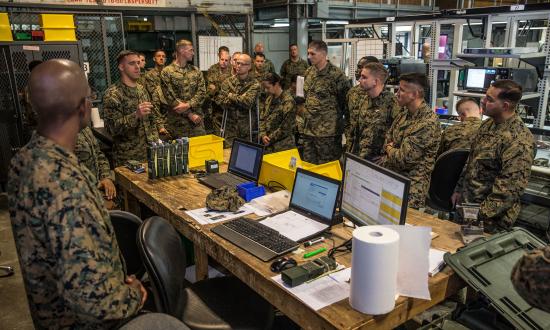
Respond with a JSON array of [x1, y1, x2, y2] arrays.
[[349, 226, 400, 315]]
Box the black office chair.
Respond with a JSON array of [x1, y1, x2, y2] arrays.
[[110, 210, 145, 279], [426, 148, 470, 212], [137, 216, 274, 330]]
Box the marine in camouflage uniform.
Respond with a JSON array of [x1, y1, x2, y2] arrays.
[[253, 43, 275, 74], [511, 245, 550, 313], [20, 86, 38, 135], [160, 61, 207, 138], [103, 81, 161, 167], [75, 126, 112, 182], [206, 62, 232, 135], [455, 113, 535, 231], [358, 89, 401, 160], [142, 66, 163, 99], [216, 73, 260, 147], [437, 117, 481, 156], [19, 60, 43, 140], [345, 84, 369, 154], [8, 134, 142, 329], [302, 61, 351, 164], [381, 101, 441, 209], [255, 57, 275, 74], [252, 55, 270, 118], [260, 89, 296, 153], [279, 57, 308, 90]]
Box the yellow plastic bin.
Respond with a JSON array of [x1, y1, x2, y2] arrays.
[[40, 14, 76, 41], [306, 161, 343, 182], [188, 135, 224, 168], [0, 13, 12, 41], [258, 148, 342, 191]]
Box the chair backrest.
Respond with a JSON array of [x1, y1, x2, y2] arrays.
[[109, 210, 144, 278], [137, 216, 188, 318], [427, 148, 470, 212]]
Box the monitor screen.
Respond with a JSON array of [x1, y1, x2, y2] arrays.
[[465, 68, 487, 90], [290, 169, 341, 223], [229, 139, 263, 181], [341, 153, 410, 226]]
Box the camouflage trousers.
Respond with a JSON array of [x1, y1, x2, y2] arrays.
[[210, 108, 224, 137], [223, 110, 259, 148], [264, 136, 296, 154], [165, 113, 206, 139], [301, 134, 343, 165]]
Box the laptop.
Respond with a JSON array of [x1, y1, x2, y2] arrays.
[[199, 138, 264, 190], [261, 168, 342, 242], [211, 168, 341, 261]]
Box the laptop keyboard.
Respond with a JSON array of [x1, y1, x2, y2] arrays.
[[211, 218, 299, 261], [210, 173, 247, 188]]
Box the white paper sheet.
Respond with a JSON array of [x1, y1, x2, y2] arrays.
[[245, 190, 290, 216], [384, 225, 432, 300], [91, 107, 104, 128], [185, 207, 253, 225], [429, 248, 446, 277], [273, 268, 351, 311], [296, 76, 305, 97], [260, 210, 328, 242]]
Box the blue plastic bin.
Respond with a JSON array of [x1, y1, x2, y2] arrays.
[[237, 182, 265, 202]]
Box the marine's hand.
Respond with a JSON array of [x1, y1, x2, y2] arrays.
[[98, 178, 116, 200]]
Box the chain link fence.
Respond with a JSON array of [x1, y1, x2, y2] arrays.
[[197, 14, 250, 51]]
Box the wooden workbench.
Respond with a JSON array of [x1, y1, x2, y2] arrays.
[[115, 149, 465, 330]]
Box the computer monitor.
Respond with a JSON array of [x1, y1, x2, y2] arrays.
[[463, 67, 513, 92], [341, 153, 410, 226], [290, 168, 341, 226], [465, 68, 491, 91], [228, 139, 264, 181]]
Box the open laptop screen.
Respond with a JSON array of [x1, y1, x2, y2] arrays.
[[290, 169, 340, 224], [228, 139, 263, 181]]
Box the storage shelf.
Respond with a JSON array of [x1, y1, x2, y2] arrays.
[[456, 52, 544, 59]]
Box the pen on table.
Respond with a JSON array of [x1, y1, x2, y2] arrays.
[[303, 247, 327, 259], [304, 236, 325, 247]]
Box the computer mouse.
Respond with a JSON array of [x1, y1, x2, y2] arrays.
[[270, 257, 297, 273]]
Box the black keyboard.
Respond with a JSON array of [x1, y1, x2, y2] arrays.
[[215, 174, 246, 187], [211, 218, 299, 261], [200, 173, 247, 189]]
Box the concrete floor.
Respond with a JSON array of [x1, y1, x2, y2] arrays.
[[0, 193, 34, 329]]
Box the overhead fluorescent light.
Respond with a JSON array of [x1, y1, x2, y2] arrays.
[[271, 23, 289, 27], [396, 26, 412, 32], [326, 20, 349, 25]]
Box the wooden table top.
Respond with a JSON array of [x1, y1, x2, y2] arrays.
[[115, 149, 465, 330]]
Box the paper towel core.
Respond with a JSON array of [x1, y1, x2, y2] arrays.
[[369, 231, 383, 237]]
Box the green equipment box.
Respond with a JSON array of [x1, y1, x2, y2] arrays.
[[444, 228, 550, 330]]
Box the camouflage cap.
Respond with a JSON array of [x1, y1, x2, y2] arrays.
[[206, 185, 245, 212]]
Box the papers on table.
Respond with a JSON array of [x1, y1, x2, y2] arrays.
[[91, 107, 104, 128], [273, 268, 351, 311], [185, 206, 253, 225], [429, 248, 447, 277], [384, 225, 432, 300], [406, 223, 438, 239], [245, 190, 290, 216], [260, 210, 328, 242], [296, 76, 305, 97]]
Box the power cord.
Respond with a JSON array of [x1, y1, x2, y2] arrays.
[[267, 180, 286, 191], [328, 238, 352, 258]]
